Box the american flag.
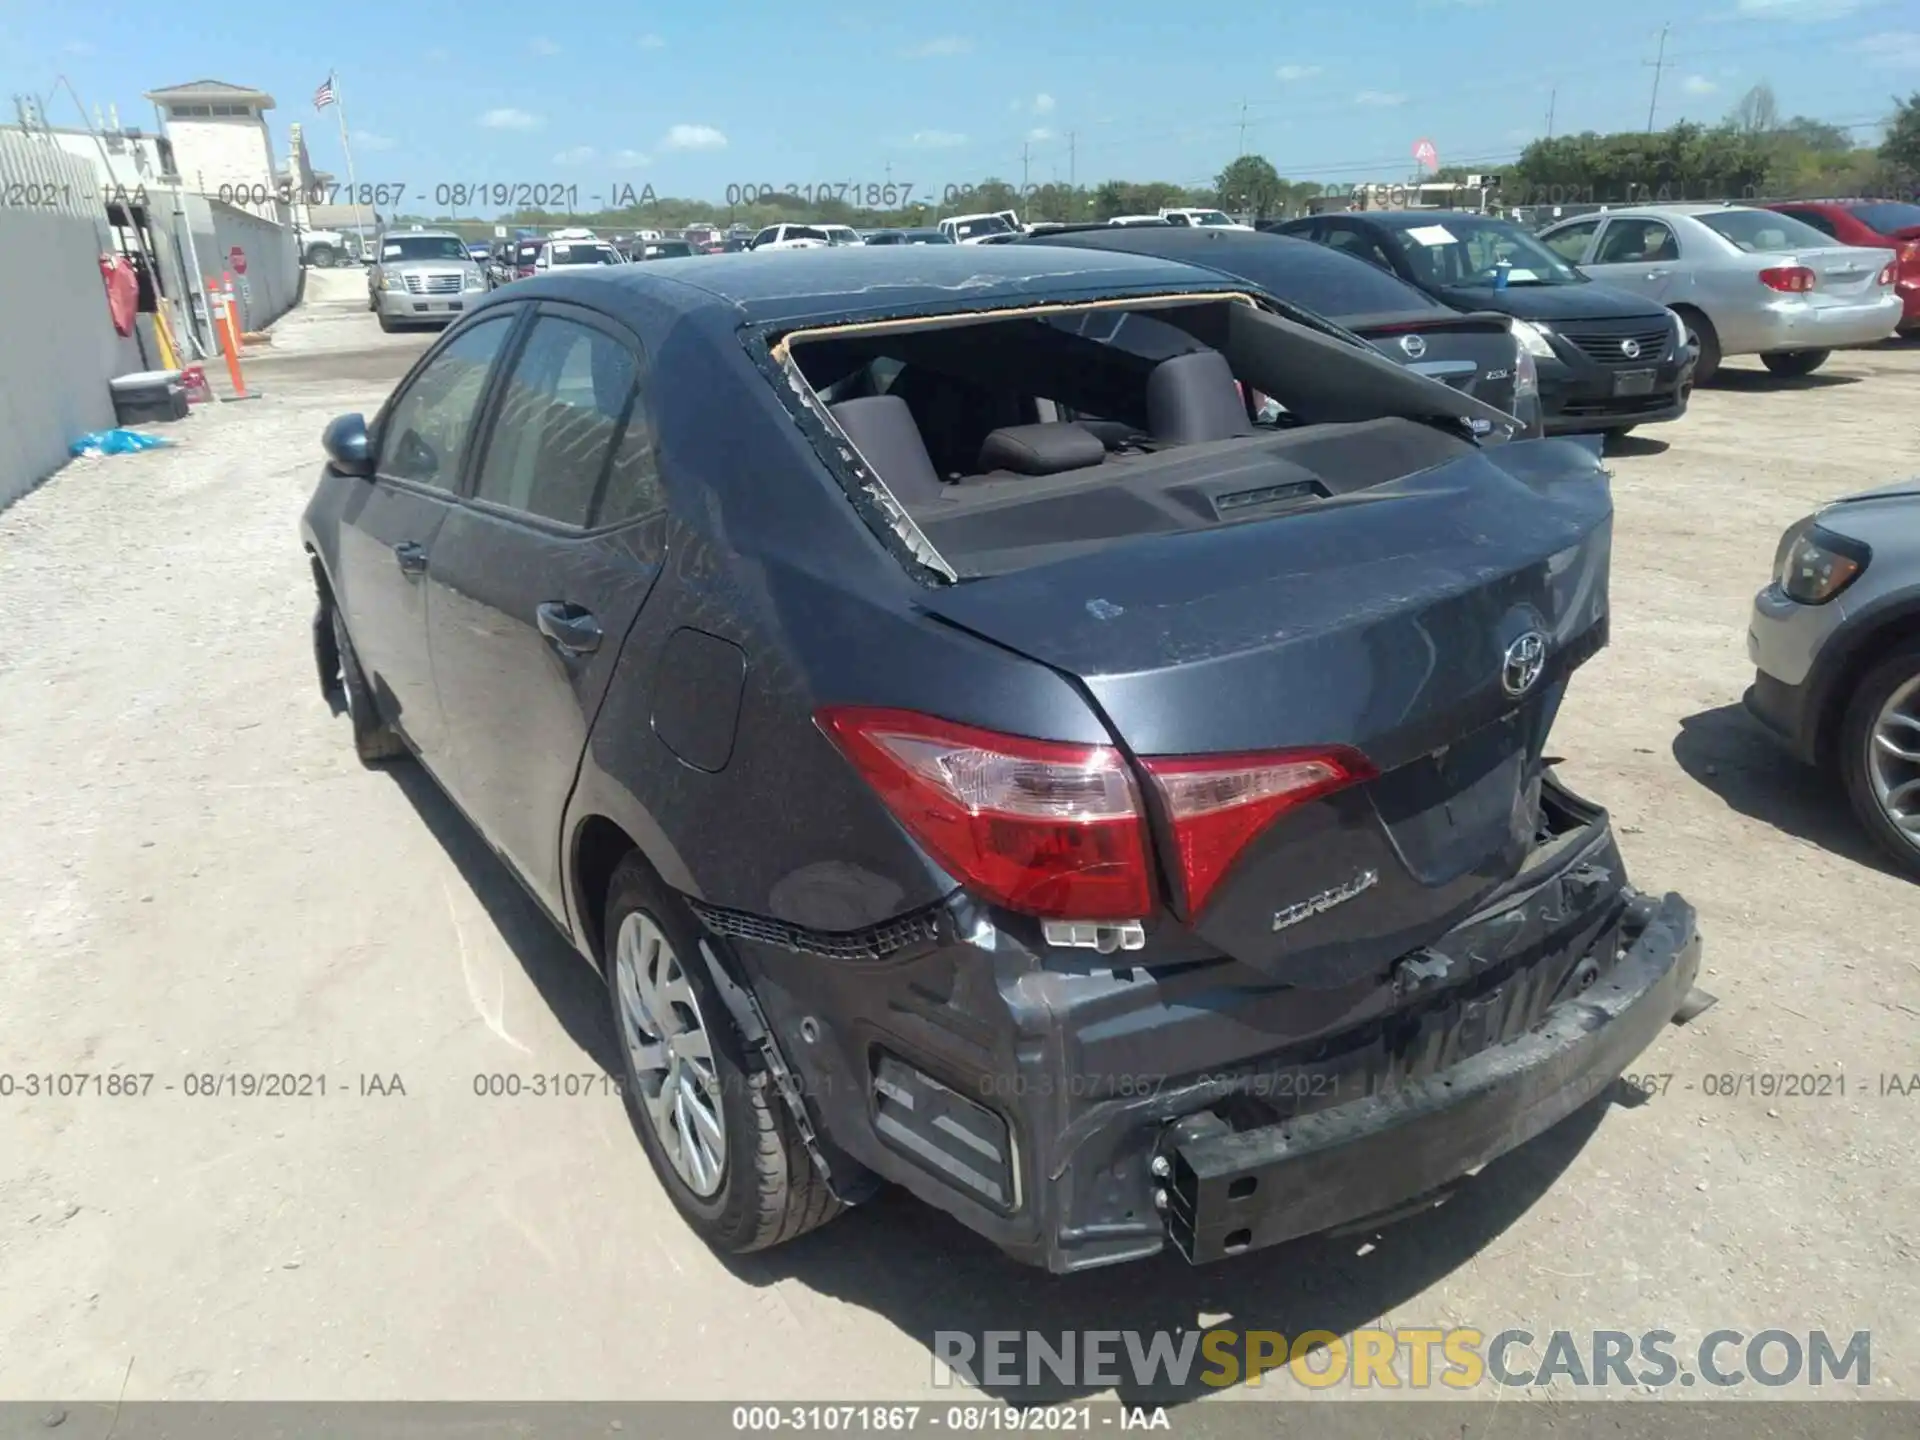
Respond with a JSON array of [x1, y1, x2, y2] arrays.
[[314, 75, 336, 110]]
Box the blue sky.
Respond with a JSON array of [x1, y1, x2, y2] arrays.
[[4, 0, 1917, 202]]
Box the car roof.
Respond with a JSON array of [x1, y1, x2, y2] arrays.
[[1327, 210, 1509, 228], [504, 243, 1252, 327]]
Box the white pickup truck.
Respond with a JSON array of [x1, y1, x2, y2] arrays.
[[1159, 207, 1254, 230]]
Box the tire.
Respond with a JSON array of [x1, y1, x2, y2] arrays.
[[308, 245, 338, 269], [1675, 308, 1720, 385], [330, 605, 408, 764], [377, 310, 396, 333], [1761, 349, 1830, 378], [1838, 644, 1920, 881], [603, 854, 842, 1253]]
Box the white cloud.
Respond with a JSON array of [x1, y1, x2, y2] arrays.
[[609, 149, 650, 168], [1033, 92, 1056, 114], [354, 130, 398, 152], [63, 40, 95, 57], [1027, 127, 1055, 141], [1683, 74, 1719, 93], [1275, 64, 1322, 81], [1354, 89, 1408, 106], [661, 123, 727, 150], [553, 145, 597, 165], [478, 108, 542, 130], [636, 32, 666, 49], [1849, 29, 1920, 66], [904, 35, 972, 57], [529, 36, 561, 55], [906, 130, 969, 148]]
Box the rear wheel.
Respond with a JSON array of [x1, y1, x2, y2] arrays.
[[1675, 308, 1720, 385], [1761, 349, 1830, 378], [330, 605, 407, 763], [603, 855, 842, 1252], [308, 244, 338, 269], [1839, 644, 1920, 880]]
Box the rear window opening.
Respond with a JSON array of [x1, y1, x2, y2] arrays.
[[774, 294, 1514, 579]]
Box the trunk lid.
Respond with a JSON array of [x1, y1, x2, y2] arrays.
[[922, 438, 1613, 981], [1777, 244, 1897, 300], [1347, 309, 1518, 415]]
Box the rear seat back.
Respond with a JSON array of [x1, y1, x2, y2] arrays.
[[828, 396, 945, 506], [1146, 350, 1253, 444], [976, 422, 1105, 477]]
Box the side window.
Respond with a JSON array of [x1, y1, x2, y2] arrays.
[[1323, 224, 1393, 272], [1782, 208, 1837, 238], [473, 316, 642, 528], [1594, 220, 1677, 265], [753, 228, 778, 247], [376, 315, 515, 488], [1542, 221, 1599, 262]]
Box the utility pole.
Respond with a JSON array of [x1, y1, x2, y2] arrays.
[[1068, 131, 1076, 189], [1546, 86, 1557, 140], [1236, 100, 1249, 156], [1021, 140, 1030, 195], [1644, 24, 1672, 133]]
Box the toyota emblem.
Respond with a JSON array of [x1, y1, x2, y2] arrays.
[[1502, 631, 1548, 697], [1620, 337, 1642, 359], [1399, 333, 1428, 359]]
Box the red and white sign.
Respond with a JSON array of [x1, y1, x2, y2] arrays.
[[229, 245, 247, 275], [1412, 138, 1439, 171]]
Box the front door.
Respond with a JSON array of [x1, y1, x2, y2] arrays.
[[336, 312, 517, 767], [1581, 217, 1681, 305], [426, 305, 670, 921]]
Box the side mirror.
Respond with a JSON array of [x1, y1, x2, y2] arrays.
[[322, 412, 375, 477]]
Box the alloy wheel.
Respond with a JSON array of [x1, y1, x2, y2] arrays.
[[614, 912, 727, 1197], [1867, 672, 1920, 855]]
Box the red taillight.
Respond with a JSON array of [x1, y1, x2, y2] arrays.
[[1902, 242, 1920, 267], [1878, 260, 1897, 286], [1759, 265, 1816, 294], [1138, 749, 1376, 916], [816, 707, 1153, 920]]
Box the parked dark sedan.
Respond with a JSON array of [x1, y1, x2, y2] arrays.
[[1014, 223, 1542, 434], [302, 245, 1701, 1272], [1271, 211, 1695, 436]]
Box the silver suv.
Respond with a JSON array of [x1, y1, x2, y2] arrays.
[[368, 230, 489, 333]]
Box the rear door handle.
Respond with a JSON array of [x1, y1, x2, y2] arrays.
[[536, 602, 602, 656], [393, 541, 428, 576]]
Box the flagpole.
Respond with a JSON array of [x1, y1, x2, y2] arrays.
[[328, 71, 366, 238]]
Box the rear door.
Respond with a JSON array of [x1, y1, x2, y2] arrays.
[[426, 304, 670, 921], [336, 313, 518, 768]]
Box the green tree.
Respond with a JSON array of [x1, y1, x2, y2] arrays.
[[1883, 92, 1920, 177], [1213, 154, 1283, 220]]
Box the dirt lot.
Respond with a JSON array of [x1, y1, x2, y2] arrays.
[[2, 268, 1918, 1404]]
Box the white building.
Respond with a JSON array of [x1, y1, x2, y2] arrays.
[[145, 79, 282, 220]]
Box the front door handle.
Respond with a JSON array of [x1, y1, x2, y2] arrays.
[[1644, 268, 1671, 279], [393, 540, 428, 576], [536, 602, 602, 656]]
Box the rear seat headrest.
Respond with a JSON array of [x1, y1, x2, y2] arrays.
[[828, 395, 944, 506], [977, 422, 1106, 477], [1147, 350, 1253, 444]]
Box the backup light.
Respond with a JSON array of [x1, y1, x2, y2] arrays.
[[1759, 266, 1816, 294]]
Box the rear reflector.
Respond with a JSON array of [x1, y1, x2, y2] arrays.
[[816, 707, 1153, 920], [1139, 748, 1376, 916], [872, 1053, 1016, 1210], [1759, 266, 1816, 294]]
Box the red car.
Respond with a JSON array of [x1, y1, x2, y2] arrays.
[[1764, 199, 1920, 333]]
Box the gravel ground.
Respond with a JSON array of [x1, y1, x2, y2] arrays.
[[1, 269, 1917, 1404]]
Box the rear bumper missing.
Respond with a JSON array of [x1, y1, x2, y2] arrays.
[[1165, 890, 1699, 1263]]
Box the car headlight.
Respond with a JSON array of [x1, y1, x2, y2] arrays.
[[1513, 342, 1539, 399], [1511, 317, 1556, 359], [1668, 308, 1688, 355], [380, 269, 405, 290], [465, 268, 487, 290], [1775, 519, 1869, 605]]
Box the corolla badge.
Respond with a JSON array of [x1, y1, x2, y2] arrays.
[[1620, 337, 1642, 359], [1502, 630, 1548, 697], [1272, 870, 1379, 933], [1399, 333, 1428, 359]]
